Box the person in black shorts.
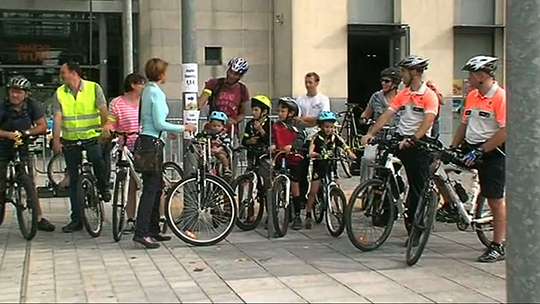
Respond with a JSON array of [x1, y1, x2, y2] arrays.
[[305, 111, 356, 229]]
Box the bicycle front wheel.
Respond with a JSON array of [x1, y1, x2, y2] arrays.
[[47, 153, 67, 188], [405, 184, 438, 266], [232, 173, 264, 231], [272, 175, 291, 237], [313, 189, 325, 224], [15, 173, 38, 240], [161, 161, 184, 234], [345, 179, 395, 251], [165, 175, 237, 246], [112, 170, 128, 242], [326, 186, 346, 237], [81, 175, 104, 238]]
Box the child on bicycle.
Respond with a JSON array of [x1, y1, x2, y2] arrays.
[[270, 97, 306, 230], [205, 111, 232, 179], [242, 94, 273, 171], [305, 111, 357, 229]]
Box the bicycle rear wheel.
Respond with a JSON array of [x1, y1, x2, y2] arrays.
[[326, 186, 346, 237], [232, 173, 264, 231], [165, 175, 237, 246], [474, 196, 493, 248], [272, 175, 291, 237], [15, 173, 38, 240], [406, 183, 438, 266], [81, 175, 104, 238], [345, 179, 395, 251], [112, 170, 128, 242]]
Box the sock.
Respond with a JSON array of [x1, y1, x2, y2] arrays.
[[293, 196, 302, 216]]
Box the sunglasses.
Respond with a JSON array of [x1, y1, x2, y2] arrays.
[[381, 78, 392, 84]]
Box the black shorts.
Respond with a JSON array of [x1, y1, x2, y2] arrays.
[[312, 160, 329, 181], [276, 163, 301, 182], [463, 143, 505, 199], [476, 154, 505, 199]]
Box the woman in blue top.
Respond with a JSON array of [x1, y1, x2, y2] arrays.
[[134, 58, 196, 249]]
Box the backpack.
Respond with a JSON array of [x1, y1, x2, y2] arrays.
[[207, 77, 247, 116]]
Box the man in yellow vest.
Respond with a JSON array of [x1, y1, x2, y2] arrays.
[[52, 62, 111, 233]]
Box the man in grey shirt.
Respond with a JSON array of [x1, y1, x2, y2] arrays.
[[51, 62, 110, 233]]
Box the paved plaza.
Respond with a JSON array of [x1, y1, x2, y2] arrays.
[[0, 177, 506, 303]]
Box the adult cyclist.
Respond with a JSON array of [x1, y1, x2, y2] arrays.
[[0, 76, 55, 232], [361, 55, 439, 246], [197, 57, 250, 131]]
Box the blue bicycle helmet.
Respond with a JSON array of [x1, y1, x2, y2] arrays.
[[209, 111, 228, 123], [317, 111, 338, 123]]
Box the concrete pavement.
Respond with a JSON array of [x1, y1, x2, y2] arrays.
[[0, 176, 505, 303]]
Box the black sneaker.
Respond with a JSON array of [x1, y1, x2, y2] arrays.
[[436, 204, 459, 223], [61, 221, 83, 233], [478, 243, 505, 263], [292, 216, 302, 230], [305, 217, 312, 229], [37, 218, 55, 232]]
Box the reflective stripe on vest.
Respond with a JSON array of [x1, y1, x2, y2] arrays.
[[56, 80, 101, 140]]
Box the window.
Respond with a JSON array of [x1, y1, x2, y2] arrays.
[[204, 46, 222, 65]]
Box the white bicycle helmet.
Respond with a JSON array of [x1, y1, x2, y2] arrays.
[[278, 97, 300, 117], [462, 55, 498, 76], [227, 57, 249, 75], [398, 55, 429, 71], [7, 76, 31, 91]]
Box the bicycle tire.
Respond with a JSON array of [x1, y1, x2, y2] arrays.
[[339, 156, 353, 179], [112, 170, 128, 242], [15, 173, 38, 240], [47, 153, 66, 188], [474, 196, 492, 248], [345, 178, 395, 251], [0, 201, 5, 226], [326, 186, 346, 237], [161, 161, 184, 234], [405, 184, 438, 266], [272, 175, 291, 237], [232, 174, 264, 231], [81, 174, 104, 238], [165, 175, 237, 246], [313, 189, 325, 224]]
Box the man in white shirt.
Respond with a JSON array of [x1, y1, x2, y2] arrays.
[[297, 72, 331, 140], [297, 72, 330, 211]]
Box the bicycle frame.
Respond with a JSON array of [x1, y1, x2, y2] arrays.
[[433, 162, 490, 226]]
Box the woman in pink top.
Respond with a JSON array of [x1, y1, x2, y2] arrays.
[[107, 73, 146, 232]]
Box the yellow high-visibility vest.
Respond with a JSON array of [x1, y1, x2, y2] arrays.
[[56, 80, 101, 140]]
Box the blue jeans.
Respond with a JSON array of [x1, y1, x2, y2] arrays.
[[63, 140, 110, 224], [134, 135, 164, 238]]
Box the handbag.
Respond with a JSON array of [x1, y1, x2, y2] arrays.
[[133, 88, 163, 172]]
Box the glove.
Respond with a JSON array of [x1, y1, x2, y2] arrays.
[[463, 147, 484, 166], [359, 117, 369, 125]]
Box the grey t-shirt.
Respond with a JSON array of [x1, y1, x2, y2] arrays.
[[52, 80, 107, 113], [367, 90, 399, 126]]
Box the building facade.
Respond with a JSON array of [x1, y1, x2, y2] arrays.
[[0, 0, 505, 140]]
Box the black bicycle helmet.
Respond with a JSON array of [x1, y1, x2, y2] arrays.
[[278, 96, 300, 117], [7, 76, 31, 91], [380, 67, 402, 85], [462, 55, 498, 77], [398, 55, 429, 71]]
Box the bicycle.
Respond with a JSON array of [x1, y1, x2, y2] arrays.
[[345, 132, 409, 251], [62, 138, 106, 238], [310, 150, 347, 237], [231, 146, 270, 231], [0, 132, 40, 240], [164, 130, 237, 246], [270, 150, 304, 237], [405, 139, 491, 266], [110, 131, 183, 242], [336, 103, 364, 178]]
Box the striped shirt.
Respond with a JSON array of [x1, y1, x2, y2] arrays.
[[109, 95, 139, 150]]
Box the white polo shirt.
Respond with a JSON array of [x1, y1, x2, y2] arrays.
[[296, 93, 330, 139]]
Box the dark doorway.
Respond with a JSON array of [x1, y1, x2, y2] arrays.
[[348, 35, 390, 109]]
